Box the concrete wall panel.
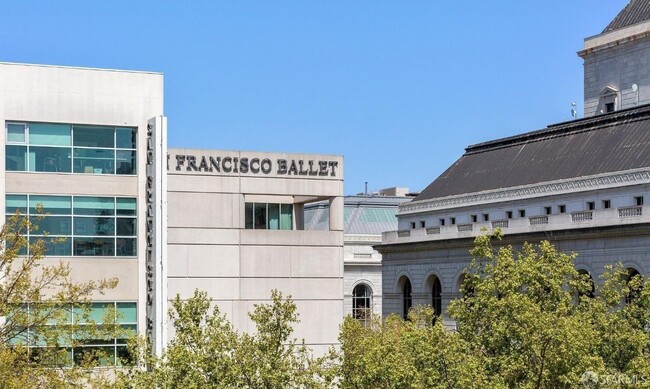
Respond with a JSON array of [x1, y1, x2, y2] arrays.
[[168, 192, 236, 228]]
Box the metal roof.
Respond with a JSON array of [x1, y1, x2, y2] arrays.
[[303, 195, 412, 235], [604, 0, 650, 32], [414, 104, 650, 202]]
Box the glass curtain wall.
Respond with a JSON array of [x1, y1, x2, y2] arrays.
[[6, 195, 137, 257], [5, 122, 136, 175]]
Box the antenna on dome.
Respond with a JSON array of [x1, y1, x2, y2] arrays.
[[571, 102, 577, 119]]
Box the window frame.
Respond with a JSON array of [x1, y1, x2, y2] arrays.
[[6, 194, 137, 257], [5, 122, 137, 176], [244, 202, 294, 231], [402, 278, 412, 320], [431, 276, 442, 318], [14, 302, 137, 366], [352, 284, 373, 326]]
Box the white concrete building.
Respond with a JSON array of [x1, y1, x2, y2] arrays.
[[1, 62, 344, 360], [1, 62, 163, 364], [166, 149, 344, 355]]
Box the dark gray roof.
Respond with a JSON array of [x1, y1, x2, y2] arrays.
[[414, 104, 650, 202], [604, 0, 650, 32], [304, 195, 411, 235]]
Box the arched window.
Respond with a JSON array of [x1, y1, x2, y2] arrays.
[[625, 268, 641, 304], [352, 284, 372, 326], [457, 273, 474, 299], [578, 269, 595, 299], [402, 278, 412, 320], [431, 276, 442, 318]]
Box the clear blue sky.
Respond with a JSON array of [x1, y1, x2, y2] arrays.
[[2, 1, 629, 195]]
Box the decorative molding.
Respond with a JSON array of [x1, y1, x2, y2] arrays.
[[400, 168, 650, 215]]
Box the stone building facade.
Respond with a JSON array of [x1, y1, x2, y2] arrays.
[[378, 1, 650, 323], [581, 0, 650, 116]]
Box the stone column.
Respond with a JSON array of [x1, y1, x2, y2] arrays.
[[329, 196, 344, 231], [294, 203, 304, 230]]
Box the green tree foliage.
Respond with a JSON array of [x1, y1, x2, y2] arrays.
[[0, 211, 120, 388], [338, 308, 496, 389], [338, 231, 650, 389], [117, 289, 333, 388]]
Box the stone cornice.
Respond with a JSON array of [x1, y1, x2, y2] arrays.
[[345, 234, 381, 243], [400, 168, 650, 215], [377, 223, 650, 256], [579, 20, 650, 57]]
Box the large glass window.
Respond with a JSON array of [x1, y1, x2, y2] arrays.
[[6, 195, 136, 257], [403, 278, 412, 320], [244, 202, 294, 230], [12, 302, 136, 366], [5, 122, 136, 175], [352, 284, 372, 326], [432, 276, 442, 319]]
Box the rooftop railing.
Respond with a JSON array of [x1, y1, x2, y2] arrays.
[[529, 216, 549, 225], [618, 205, 642, 218], [571, 211, 593, 222]]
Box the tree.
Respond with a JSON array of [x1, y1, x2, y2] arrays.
[[449, 231, 650, 388], [337, 308, 496, 389], [0, 210, 119, 388], [117, 289, 333, 388], [338, 231, 650, 388]]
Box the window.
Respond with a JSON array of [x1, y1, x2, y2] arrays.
[[244, 203, 293, 230], [518, 209, 526, 218], [625, 268, 642, 304], [450, 217, 456, 225], [471, 215, 477, 223], [439, 218, 445, 226], [603, 200, 611, 209], [410, 222, 416, 229], [420, 221, 425, 228], [506, 211, 513, 219], [587, 202, 595, 211], [5, 122, 136, 175], [635, 196, 644, 206], [352, 284, 372, 326], [6, 195, 136, 257], [402, 278, 412, 320], [599, 87, 618, 115], [559, 204, 566, 214], [577, 270, 595, 299], [544, 207, 552, 215], [10, 302, 136, 366], [431, 276, 442, 320], [483, 213, 489, 222]]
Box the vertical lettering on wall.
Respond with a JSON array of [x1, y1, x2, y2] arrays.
[[146, 117, 168, 360]]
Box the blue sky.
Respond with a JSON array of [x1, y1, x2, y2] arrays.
[[2, 1, 629, 195]]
